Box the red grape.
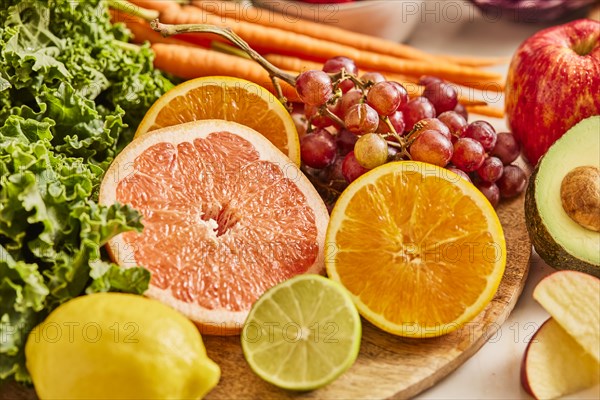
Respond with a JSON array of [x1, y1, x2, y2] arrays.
[[496, 165, 527, 198], [388, 110, 406, 134], [324, 156, 346, 187], [400, 97, 436, 132], [367, 81, 402, 116], [492, 132, 521, 165], [461, 120, 497, 152], [477, 181, 500, 208], [344, 103, 379, 135], [406, 118, 449, 142], [361, 72, 386, 84], [323, 56, 358, 75], [409, 129, 453, 167], [323, 56, 358, 93], [296, 70, 333, 106], [300, 129, 337, 169], [447, 166, 472, 183], [302, 164, 327, 181], [377, 118, 391, 134], [477, 156, 504, 183], [451, 138, 485, 172], [418, 75, 443, 86], [389, 82, 409, 109], [291, 112, 308, 138], [438, 111, 467, 138], [338, 78, 355, 93], [336, 129, 358, 156], [454, 102, 468, 121], [342, 151, 370, 183], [339, 89, 364, 117], [387, 145, 399, 161], [305, 104, 333, 128], [418, 118, 451, 141], [354, 133, 389, 169], [423, 81, 458, 114]]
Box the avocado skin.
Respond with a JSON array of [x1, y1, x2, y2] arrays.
[[525, 167, 600, 278]]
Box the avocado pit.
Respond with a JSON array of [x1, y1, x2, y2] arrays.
[[560, 166, 600, 232]]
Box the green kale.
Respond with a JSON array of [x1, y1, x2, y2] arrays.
[[0, 0, 173, 382]]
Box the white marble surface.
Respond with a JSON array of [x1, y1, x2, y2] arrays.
[[401, 4, 600, 399]]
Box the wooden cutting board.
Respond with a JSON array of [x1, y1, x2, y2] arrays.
[[0, 193, 531, 400]]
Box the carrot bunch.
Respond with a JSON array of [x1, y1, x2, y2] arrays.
[[112, 0, 505, 118]]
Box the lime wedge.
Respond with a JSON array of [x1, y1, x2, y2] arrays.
[[241, 274, 362, 391]]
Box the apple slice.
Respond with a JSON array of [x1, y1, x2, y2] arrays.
[[522, 318, 600, 399], [533, 270, 600, 362]]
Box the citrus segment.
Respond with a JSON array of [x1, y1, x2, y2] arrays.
[[326, 161, 506, 338], [241, 274, 361, 391], [134, 76, 301, 165], [99, 120, 328, 334]]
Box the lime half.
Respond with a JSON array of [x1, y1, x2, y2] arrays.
[[241, 274, 362, 391]]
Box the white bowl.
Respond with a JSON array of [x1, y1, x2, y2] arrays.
[[252, 0, 425, 42]]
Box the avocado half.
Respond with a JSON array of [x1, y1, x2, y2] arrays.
[[525, 115, 600, 277]]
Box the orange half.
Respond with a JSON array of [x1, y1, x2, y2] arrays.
[[135, 76, 300, 165], [326, 161, 506, 338]]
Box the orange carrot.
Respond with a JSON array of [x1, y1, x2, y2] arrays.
[[191, 0, 446, 63], [264, 54, 322, 73], [125, 0, 179, 15], [438, 55, 510, 68], [112, 11, 200, 47], [150, 43, 301, 102], [465, 105, 505, 118], [125, 1, 504, 90], [192, 0, 508, 68], [154, 5, 503, 90]]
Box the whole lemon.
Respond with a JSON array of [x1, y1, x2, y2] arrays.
[[25, 292, 220, 399]]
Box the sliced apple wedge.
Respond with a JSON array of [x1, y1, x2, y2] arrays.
[[533, 270, 600, 362], [522, 318, 600, 399]]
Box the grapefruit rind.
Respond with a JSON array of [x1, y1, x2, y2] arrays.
[[325, 161, 506, 338], [99, 119, 328, 335], [134, 76, 301, 166]]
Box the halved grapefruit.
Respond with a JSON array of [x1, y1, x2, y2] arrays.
[[99, 120, 328, 334]]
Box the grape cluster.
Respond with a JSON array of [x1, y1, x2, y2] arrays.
[[294, 57, 526, 208]]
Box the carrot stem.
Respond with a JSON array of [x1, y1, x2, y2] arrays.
[[151, 19, 297, 87], [210, 41, 251, 59]]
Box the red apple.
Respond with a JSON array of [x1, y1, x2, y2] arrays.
[[505, 19, 600, 166]]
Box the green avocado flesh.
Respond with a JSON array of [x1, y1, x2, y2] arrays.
[[526, 116, 600, 277]]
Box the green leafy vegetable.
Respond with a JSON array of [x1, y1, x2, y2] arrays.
[[0, 0, 173, 382]]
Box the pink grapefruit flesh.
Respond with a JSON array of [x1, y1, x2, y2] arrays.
[[99, 120, 328, 334]]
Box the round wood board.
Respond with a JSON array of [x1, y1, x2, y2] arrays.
[[1, 193, 531, 400]]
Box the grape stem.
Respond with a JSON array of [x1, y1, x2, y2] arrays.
[[150, 19, 297, 103], [381, 117, 411, 159], [322, 107, 345, 128]]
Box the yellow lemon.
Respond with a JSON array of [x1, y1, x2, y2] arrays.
[[25, 292, 220, 399]]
